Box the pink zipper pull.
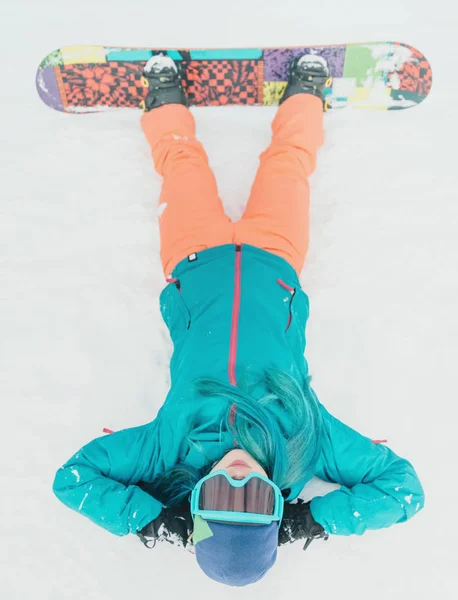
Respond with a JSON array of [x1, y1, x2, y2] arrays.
[[228, 246, 242, 385], [277, 278, 295, 294]]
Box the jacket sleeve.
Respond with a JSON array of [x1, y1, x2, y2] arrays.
[[310, 402, 425, 536], [53, 420, 164, 536]]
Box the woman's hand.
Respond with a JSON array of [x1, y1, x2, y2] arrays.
[[138, 498, 330, 552], [137, 503, 194, 549], [279, 498, 329, 551]]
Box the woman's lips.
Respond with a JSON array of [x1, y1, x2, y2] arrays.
[[228, 460, 250, 467]]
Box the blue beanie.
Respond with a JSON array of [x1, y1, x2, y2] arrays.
[[193, 516, 278, 587]]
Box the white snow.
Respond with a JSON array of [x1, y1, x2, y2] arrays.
[[297, 54, 329, 70], [36, 71, 49, 94], [144, 54, 178, 74], [157, 202, 168, 217], [1, 0, 457, 599], [70, 468, 81, 483], [78, 493, 89, 511]]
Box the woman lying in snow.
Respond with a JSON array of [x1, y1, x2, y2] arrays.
[[53, 53, 425, 588]]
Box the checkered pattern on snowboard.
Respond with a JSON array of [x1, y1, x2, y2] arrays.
[[182, 60, 259, 106], [389, 45, 432, 98], [58, 60, 259, 109], [58, 62, 146, 108]]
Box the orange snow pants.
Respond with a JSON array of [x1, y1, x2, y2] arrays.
[[140, 94, 324, 276]]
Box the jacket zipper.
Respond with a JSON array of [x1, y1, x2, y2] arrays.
[[166, 277, 181, 294], [228, 244, 242, 386], [277, 278, 295, 332]]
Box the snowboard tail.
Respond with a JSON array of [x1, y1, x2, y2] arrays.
[[36, 43, 432, 114]]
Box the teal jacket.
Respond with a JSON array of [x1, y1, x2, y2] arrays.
[[53, 244, 425, 537]]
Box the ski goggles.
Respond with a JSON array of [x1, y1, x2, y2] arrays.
[[190, 470, 284, 526]]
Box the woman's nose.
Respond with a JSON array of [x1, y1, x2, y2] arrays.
[[227, 467, 251, 480]]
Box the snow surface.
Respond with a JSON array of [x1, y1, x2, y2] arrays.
[[144, 54, 178, 74], [1, 0, 457, 598]]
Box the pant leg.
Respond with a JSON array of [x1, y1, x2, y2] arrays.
[[141, 105, 233, 276], [235, 94, 324, 274]]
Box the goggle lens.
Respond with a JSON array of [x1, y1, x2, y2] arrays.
[[199, 474, 275, 515]]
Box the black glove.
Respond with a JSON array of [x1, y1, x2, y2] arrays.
[[279, 498, 329, 551], [137, 503, 194, 550]]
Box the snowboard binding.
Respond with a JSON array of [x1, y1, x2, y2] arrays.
[[280, 54, 333, 111], [140, 54, 188, 112]]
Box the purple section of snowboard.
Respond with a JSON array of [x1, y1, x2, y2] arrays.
[[36, 67, 64, 112], [264, 47, 346, 81]]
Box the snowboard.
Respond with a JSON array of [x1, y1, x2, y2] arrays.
[[36, 43, 432, 114]]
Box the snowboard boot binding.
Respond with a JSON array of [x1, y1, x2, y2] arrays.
[[280, 54, 332, 111], [140, 54, 188, 112]]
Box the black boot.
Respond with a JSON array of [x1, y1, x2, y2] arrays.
[[280, 54, 331, 109], [141, 54, 188, 112]]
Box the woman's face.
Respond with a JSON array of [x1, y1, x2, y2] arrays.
[[210, 449, 268, 480]]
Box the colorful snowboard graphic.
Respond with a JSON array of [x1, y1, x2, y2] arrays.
[[36, 43, 432, 114]]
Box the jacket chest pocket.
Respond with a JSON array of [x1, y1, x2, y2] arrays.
[[160, 280, 191, 342], [277, 278, 309, 336]]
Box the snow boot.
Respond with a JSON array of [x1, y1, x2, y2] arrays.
[[280, 54, 332, 110], [141, 54, 188, 112]]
